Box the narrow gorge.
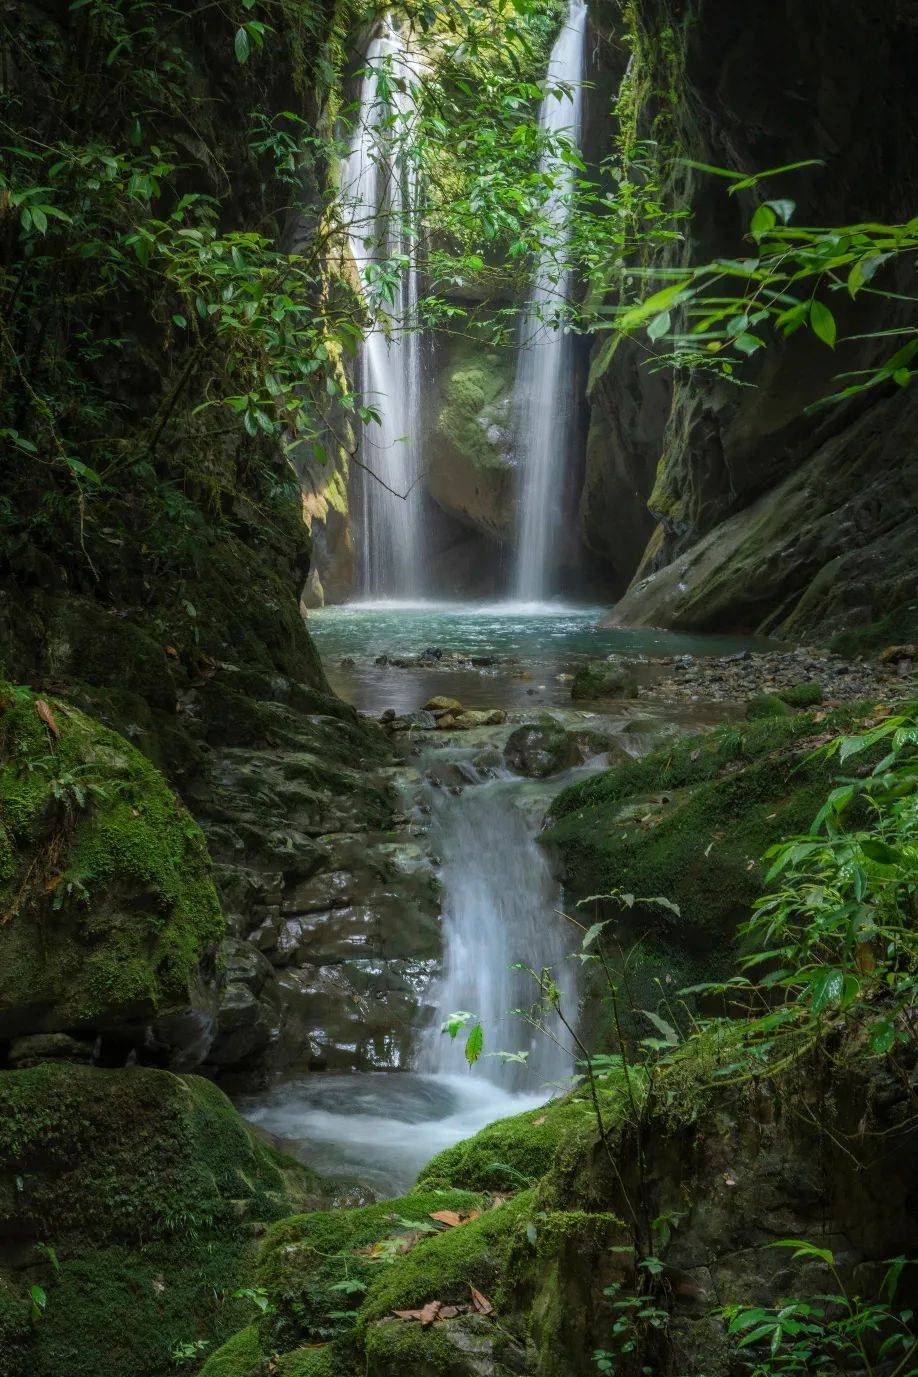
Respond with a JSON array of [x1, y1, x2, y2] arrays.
[[0, 4, 915, 1377]]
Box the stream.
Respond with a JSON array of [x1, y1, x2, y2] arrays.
[[237, 601, 756, 1194]]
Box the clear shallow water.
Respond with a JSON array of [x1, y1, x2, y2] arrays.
[[307, 599, 760, 663], [307, 600, 766, 715], [238, 1072, 555, 1196]]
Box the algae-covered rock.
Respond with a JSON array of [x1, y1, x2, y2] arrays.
[[256, 1187, 485, 1349], [545, 707, 867, 963], [504, 718, 581, 778], [0, 683, 223, 1058], [426, 340, 517, 542], [570, 662, 639, 701], [0, 1063, 321, 1377], [745, 692, 792, 720]]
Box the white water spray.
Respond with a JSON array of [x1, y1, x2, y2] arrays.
[[513, 0, 588, 600], [340, 20, 425, 596]]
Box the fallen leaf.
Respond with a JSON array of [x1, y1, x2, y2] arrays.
[[393, 1301, 441, 1327], [429, 1210, 464, 1228], [470, 1285, 493, 1315], [438, 1305, 461, 1319], [35, 699, 60, 739], [430, 1209, 480, 1228], [533, 1115, 547, 1126], [163, 645, 179, 659]]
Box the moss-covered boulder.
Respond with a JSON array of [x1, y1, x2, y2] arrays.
[[570, 662, 639, 701], [503, 717, 581, 778], [544, 707, 868, 1015], [0, 683, 223, 1057], [256, 1188, 485, 1349], [0, 1063, 322, 1377], [426, 340, 516, 541]]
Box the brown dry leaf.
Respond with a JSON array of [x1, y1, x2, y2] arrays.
[[393, 1301, 441, 1327], [430, 1210, 464, 1228], [35, 699, 60, 739], [533, 1115, 547, 1126], [470, 1285, 493, 1316], [163, 645, 179, 659], [438, 1305, 461, 1320]]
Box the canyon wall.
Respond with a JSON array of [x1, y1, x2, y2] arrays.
[[588, 0, 918, 639]]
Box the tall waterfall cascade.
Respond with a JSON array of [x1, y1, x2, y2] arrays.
[[512, 0, 589, 602], [421, 767, 577, 1091], [340, 20, 425, 597]]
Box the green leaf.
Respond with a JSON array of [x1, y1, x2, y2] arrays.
[[647, 310, 671, 341], [235, 26, 251, 62], [642, 1010, 679, 1045], [810, 968, 845, 1014], [869, 1020, 895, 1055], [750, 204, 777, 239], [172, 314, 187, 328], [809, 299, 837, 348], [66, 457, 102, 486], [582, 921, 609, 950], [465, 1023, 483, 1067], [860, 838, 902, 866]]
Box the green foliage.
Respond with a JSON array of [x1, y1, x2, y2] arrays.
[[607, 160, 917, 407], [722, 1244, 915, 1377]]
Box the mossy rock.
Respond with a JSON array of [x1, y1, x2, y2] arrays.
[[570, 663, 638, 701], [257, 1188, 485, 1349], [546, 707, 869, 957], [746, 692, 792, 719], [0, 682, 223, 1045], [779, 681, 824, 708], [198, 1324, 263, 1377], [417, 1094, 611, 1192], [0, 1064, 321, 1377]]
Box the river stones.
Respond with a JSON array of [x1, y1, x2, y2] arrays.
[[570, 662, 639, 701], [504, 717, 581, 778]]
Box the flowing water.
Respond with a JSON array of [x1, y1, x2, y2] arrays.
[[512, 0, 589, 600], [237, 603, 761, 1192], [419, 765, 578, 1090], [340, 21, 425, 595]]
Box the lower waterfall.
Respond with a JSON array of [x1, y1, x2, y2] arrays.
[[420, 763, 578, 1091]]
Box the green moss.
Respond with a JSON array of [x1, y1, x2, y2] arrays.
[[546, 708, 868, 951], [199, 1324, 263, 1377], [746, 692, 793, 720], [570, 663, 638, 701], [276, 1344, 346, 1376], [0, 682, 223, 1036], [0, 1065, 320, 1377], [436, 344, 513, 472], [417, 1096, 606, 1191], [359, 1193, 534, 1323], [779, 681, 824, 708], [828, 600, 918, 657], [258, 1188, 484, 1347], [0, 1281, 32, 1377], [362, 1320, 463, 1377]]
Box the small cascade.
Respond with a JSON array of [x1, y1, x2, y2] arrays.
[[512, 0, 589, 601], [340, 19, 425, 597], [421, 766, 577, 1092]]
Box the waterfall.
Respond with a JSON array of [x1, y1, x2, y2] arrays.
[[512, 0, 588, 602], [340, 20, 425, 597], [422, 771, 577, 1091]]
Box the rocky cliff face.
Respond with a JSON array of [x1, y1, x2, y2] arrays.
[[587, 0, 918, 638]]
